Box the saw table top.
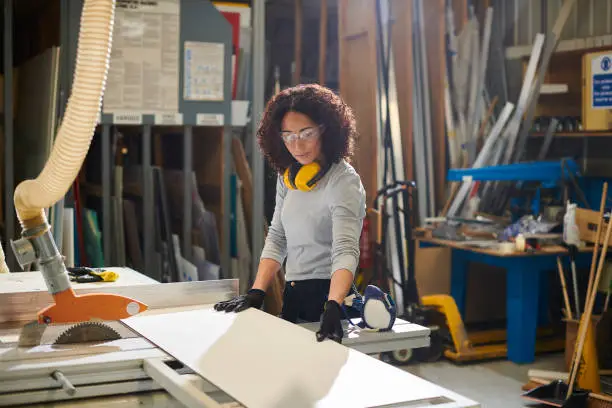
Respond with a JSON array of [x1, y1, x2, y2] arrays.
[[0, 268, 157, 294], [122, 306, 479, 408]]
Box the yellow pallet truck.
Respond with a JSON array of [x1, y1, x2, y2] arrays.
[[421, 294, 565, 363]]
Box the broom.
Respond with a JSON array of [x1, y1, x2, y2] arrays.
[[523, 378, 612, 408], [566, 208, 612, 397], [557, 256, 573, 320]]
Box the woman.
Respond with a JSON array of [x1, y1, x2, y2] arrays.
[[214, 84, 366, 343]]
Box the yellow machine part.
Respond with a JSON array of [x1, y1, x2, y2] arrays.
[[574, 319, 602, 393], [421, 295, 474, 359], [421, 294, 565, 363]]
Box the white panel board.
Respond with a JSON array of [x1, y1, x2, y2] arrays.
[[122, 307, 479, 408]]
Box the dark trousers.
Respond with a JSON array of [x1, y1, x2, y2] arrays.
[[280, 279, 330, 323]]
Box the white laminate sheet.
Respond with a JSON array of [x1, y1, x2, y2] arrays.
[[122, 307, 479, 408]]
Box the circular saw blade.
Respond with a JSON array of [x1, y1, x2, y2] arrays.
[[54, 321, 122, 345]]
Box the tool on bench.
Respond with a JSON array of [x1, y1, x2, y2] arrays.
[[67, 267, 119, 283], [344, 284, 397, 332]]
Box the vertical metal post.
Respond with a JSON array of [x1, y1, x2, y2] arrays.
[[318, 0, 327, 85], [252, 0, 266, 280], [222, 129, 231, 279], [293, 0, 302, 85], [102, 125, 112, 266], [182, 125, 192, 261], [528, 0, 533, 43], [417, 0, 435, 217], [4, 0, 14, 270], [573, 0, 578, 37], [59, 0, 69, 112], [501, 0, 506, 45], [589, 0, 594, 37], [608, 0, 611, 34], [53, 0, 71, 255], [143, 125, 154, 278], [513, 0, 519, 45]]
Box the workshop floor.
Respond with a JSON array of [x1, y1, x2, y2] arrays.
[[402, 353, 566, 408]]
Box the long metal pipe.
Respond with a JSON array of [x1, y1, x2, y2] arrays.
[[183, 125, 193, 261], [102, 124, 111, 264], [251, 0, 265, 284], [417, 0, 435, 217], [411, 0, 428, 223], [143, 124, 154, 279], [4, 0, 14, 271]]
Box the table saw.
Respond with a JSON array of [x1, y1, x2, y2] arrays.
[[0, 268, 480, 407]]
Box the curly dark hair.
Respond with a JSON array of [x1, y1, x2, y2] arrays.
[[257, 83, 357, 174]]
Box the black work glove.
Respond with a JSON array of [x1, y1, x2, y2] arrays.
[[213, 289, 266, 313], [316, 300, 344, 344]]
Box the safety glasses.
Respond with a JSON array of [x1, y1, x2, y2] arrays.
[[280, 125, 324, 144]]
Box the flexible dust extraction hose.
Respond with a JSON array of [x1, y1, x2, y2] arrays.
[[0, 1, 115, 275], [5, 0, 146, 324], [14, 0, 114, 225]]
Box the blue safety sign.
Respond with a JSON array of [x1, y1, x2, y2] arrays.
[[592, 54, 612, 109]]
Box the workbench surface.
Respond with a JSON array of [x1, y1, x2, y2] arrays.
[[418, 237, 594, 364], [419, 237, 593, 257]]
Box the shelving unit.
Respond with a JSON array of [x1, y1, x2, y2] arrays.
[[531, 131, 612, 138], [0, 0, 265, 286], [104, 0, 230, 279], [0, 0, 266, 286]]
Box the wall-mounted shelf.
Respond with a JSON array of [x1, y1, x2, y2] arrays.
[[531, 131, 612, 138], [506, 35, 612, 60]]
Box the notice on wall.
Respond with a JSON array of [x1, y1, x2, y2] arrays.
[[184, 41, 225, 101], [103, 0, 180, 114], [591, 53, 612, 109]]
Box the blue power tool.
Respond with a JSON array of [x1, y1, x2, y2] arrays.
[[344, 284, 397, 331]]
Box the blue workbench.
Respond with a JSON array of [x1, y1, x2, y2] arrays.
[[419, 238, 592, 364]]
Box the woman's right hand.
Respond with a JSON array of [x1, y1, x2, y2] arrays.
[[213, 289, 266, 313]]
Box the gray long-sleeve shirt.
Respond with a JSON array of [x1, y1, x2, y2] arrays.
[[260, 159, 367, 281]]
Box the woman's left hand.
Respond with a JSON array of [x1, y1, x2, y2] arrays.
[[316, 300, 344, 343]]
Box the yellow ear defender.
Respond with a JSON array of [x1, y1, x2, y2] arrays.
[[283, 161, 329, 192]]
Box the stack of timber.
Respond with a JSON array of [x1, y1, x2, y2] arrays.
[[444, 0, 578, 218]]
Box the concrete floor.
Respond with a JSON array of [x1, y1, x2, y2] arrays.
[[402, 353, 567, 408]]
